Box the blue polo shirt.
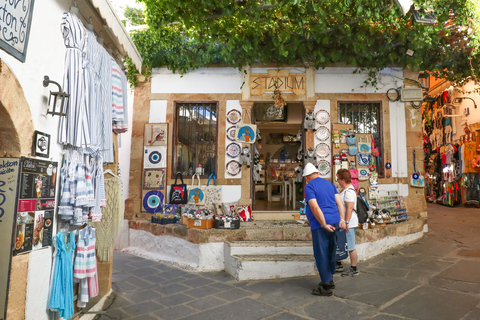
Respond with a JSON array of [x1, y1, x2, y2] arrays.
[[304, 177, 341, 230]]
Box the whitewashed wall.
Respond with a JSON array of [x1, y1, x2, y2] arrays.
[[0, 2, 69, 319]]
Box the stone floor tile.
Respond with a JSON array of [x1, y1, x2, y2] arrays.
[[463, 306, 480, 320], [361, 267, 410, 279], [114, 263, 139, 272], [128, 258, 161, 269], [124, 277, 155, 288], [186, 296, 226, 311], [333, 273, 417, 307], [156, 293, 196, 306], [207, 282, 236, 292], [179, 298, 280, 320], [200, 271, 235, 282], [383, 285, 480, 320], [154, 305, 195, 320], [156, 283, 190, 295], [369, 314, 410, 320], [122, 300, 164, 316], [184, 284, 221, 297], [106, 294, 134, 310], [264, 312, 310, 320], [213, 288, 254, 301], [159, 269, 191, 280], [371, 256, 424, 270], [180, 276, 214, 287], [112, 280, 140, 293], [128, 266, 159, 278], [129, 314, 161, 320], [123, 288, 162, 303], [300, 296, 376, 320], [429, 277, 480, 294], [407, 258, 454, 273], [435, 260, 480, 283], [97, 307, 130, 320]]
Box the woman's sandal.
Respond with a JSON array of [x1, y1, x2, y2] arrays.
[[318, 281, 335, 290], [311, 286, 333, 296]]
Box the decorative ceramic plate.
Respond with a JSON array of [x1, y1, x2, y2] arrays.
[[315, 110, 330, 125], [315, 126, 330, 141], [226, 126, 237, 141], [226, 160, 241, 176], [226, 142, 241, 158], [317, 160, 331, 176], [227, 109, 241, 124], [315, 143, 331, 159]]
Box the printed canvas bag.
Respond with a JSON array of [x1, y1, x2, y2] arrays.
[[169, 173, 188, 204], [188, 174, 205, 205], [235, 110, 257, 144], [358, 136, 371, 154], [203, 173, 223, 208]]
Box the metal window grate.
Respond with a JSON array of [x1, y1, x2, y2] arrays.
[[175, 102, 218, 177], [338, 101, 384, 176]]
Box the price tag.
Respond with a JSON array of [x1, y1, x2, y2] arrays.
[[224, 221, 231, 228], [194, 220, 202, 226]]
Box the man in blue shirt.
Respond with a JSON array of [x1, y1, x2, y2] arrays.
[[303, 163, 346, 296]]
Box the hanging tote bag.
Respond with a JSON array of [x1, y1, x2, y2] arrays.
[[203, 173, 223, 208], [188, 174, 205, 205], [358, 136, 371, 154], [346, 135, 357, 146], [357, 154, 370, 167], [410, 150, 425, 187], [169, 173, 188, 204], [371, 135, 380, 157], [235, 109, 257, 144], [348, 145, 359, 156], [358, 168, 369, 181]]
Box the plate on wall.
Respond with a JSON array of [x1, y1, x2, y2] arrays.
[[226, 142, 241, 158], [226, 160, 241, 176], [315, 126, 330, 141], [227, 109, 242, 124], [317, 160, 331, 176], [315, 143, 331, 159], [226, 126, 237, 141], [315, 109, 330, 125]]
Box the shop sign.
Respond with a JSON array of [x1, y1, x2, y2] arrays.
[[0, 0, 35, 62], [250, 69, 306, 95], [0, 158, 20, 320]]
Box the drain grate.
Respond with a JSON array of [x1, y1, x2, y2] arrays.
[[457, 250, 480, 257]]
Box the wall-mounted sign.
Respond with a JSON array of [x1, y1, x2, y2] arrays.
[[0, 0, 35, 62], [32, 130, 50, 158], [0, 158, 20, 320], [250, 69, 306, 96]]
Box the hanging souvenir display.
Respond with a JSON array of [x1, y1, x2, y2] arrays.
[[358, 136, 371, 153], [144, 124, 168, 146], [333, 130, 340, 148], [369, 172, 379, 186], [203, 174, 223, 208], [358, 168, 369, 181], [315, 109, 330, 125], [346, 129, 357, 146], [358, 154, 370, 167], [144, 146, 167, 168], [226, 142, 241, 158], [385, 152, 392, 178], [371, 135, 380, 157], [169, 173, 188, 204], [235, 109, 257, 144], [368, 156, 376, 172], [315, 126, 330, 141], [239, 145, 252, 167], [317, 160, 331, 176], [142, 169, 165, 189], [315, 143, 330, 159], [411, 150, 425, 187], [226, 126, 237, 141], [188, 174, 205, 205], [142, 190, 164, 213], [226, 160, 241, 176], [304, 112, 316, 131], [227, 109, 242, 124]]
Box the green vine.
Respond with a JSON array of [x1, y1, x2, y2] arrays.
[[125, 0, 480, 88]]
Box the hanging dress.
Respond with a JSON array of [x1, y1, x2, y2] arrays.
[[49, 231, 76, 319], [59, 12, 91, 148], [74, 227, 99, 308]]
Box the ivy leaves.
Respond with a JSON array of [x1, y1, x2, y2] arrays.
[[126, 0, 480, 88]]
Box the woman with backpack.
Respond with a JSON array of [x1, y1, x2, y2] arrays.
[[336, 169, 359, 276]]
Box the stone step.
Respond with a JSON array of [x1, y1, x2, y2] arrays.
[[226, 240, 313, 256], [253, 211, 298, 220], [225, 254, 317, 280]]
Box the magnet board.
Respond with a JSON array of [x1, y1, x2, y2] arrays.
[[144, 146, 167, 168], [144, 124, 168, 146]]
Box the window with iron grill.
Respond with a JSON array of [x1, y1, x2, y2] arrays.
[[338, 101, 384, 177], [173, 102, 218, 178]]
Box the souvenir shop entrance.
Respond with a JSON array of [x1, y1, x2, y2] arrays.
[[252, 102, 304, 212]]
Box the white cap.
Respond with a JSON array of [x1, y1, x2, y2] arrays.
[[302, 163, 319, 176]]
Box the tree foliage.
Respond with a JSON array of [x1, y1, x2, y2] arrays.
[[126, 0, 480, 88]]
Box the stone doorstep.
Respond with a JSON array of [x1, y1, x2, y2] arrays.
[[128, 218, 427, 245], [232, 254, 315, 262], [227, 240, 312, 247]]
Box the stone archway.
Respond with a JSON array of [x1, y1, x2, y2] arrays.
[[0, 59, 34, 156]]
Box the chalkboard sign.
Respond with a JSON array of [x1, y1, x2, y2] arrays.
[[0, 0, 35, 62]]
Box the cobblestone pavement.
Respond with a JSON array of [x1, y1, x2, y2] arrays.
[[96, 203, 480, 320]]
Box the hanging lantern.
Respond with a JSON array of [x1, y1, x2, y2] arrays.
[[43, 75, 69, 117]]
